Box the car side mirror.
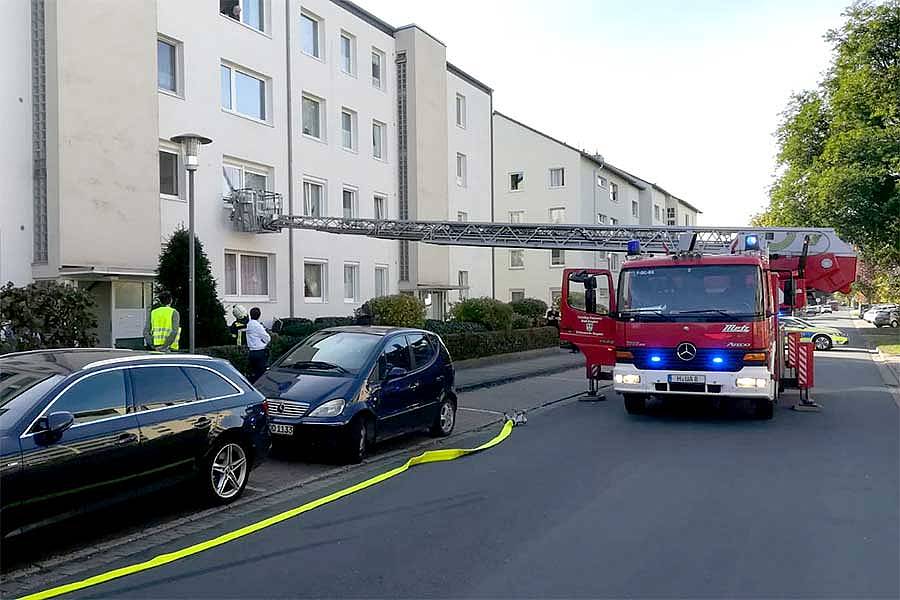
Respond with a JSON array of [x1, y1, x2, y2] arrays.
[[384, 366, 408, 381], [46, 411, 75, 435]]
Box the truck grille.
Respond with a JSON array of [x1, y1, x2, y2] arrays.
[[631, 348, 745, 372], [269, 399, 309, 419]]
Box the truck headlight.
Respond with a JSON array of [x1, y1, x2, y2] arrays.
[[309, 398, 346, 417], [736, 378, 768, 388]]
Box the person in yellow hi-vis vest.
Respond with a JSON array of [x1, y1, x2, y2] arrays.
[[143, 291, 181, 352]]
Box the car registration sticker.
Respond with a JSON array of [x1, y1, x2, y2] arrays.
[[668, 374, 706, 384], [269, 423, 294, 436]]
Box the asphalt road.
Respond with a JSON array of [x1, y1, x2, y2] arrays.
[[41, 316, 897, 599]]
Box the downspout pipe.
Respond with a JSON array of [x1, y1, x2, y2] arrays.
[[285, 0, 296, 316]]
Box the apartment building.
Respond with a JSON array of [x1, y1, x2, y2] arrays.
[[492, 112, 645, 307], [6, 0, 493, 347], [636, 181, 701, 227]]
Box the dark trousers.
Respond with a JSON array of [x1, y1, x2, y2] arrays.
[[248, 348, 269, 382]]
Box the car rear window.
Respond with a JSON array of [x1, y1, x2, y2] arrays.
[[184, 366, 240, 400], [408, 333, 437, 369], [131, 366, 197, 411]]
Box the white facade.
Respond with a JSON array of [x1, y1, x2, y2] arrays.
[[492, 113, 643, 307]]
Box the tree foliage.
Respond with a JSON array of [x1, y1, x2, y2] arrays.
[[156, 228, 231, 347], [357, 294, 426, 328], [754, 1, 900, 300], [0, 281, 98, 352], [450, 297, 514, 331]]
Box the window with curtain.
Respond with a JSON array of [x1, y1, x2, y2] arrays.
[[549, 168, 565, 187], [157, 39, 177, 92], [302, 95, 322, 139], [343, 263, 359, 302], [300, 12, 321, 58], [304, 262, 324, 301], [375, 266, 388, 297], [343, 189, 356, 218], [303, 181, 324, 217]]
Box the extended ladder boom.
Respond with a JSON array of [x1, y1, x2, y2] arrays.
[[266, 215, 856, 258]]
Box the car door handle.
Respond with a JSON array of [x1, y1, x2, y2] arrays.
[[115, 432, 138, 446], [408, 382, 419, 391], [193, 417, 212, 429]]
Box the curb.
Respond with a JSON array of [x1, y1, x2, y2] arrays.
[[455, 362, 583, 392]]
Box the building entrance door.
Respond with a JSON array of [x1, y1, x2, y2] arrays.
[[112, 281, 151, 349]]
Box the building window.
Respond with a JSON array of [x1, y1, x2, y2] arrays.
[[667, 207, 677, 226], [509, 210, 524, 224], [610, 217, 619, 225], [159, 150, 179, 198], [610, 254, 620, 270], [684, 214, 691, 226], [456, 153, 467, 187], [225, 251, 270, 299], [372, 120, 385, 160], [509, 172, 524, 191], [301, 94, 324, 140], [549, 208, 565, 224], [374, 194, 386, 220], [221, 0, 265, 32], [371, 48, 385, 89], [157, 39, 178, 93], [597, 175, 608, 188], [341, 108, 357, 151], [551, 249, 565, 266], [399, 240, 409, 281], [458, 271, 469, 300], [375, 265, 388, 297], [510, 250, 524, 269], [303, 179, 325, 217], [632, 200, 639, 218], [300, 11, 321, 58], [342, 188, 357, 218], [222, 160, 268, 199], [457, 211, 468, 222], [510, 289, 525, 303], [340, 31, 356, 75], [455, 93, 466, 128], [343, 263, 360, 302], [549, 167, 565, 188], [304, 261, 326, 302], [654, 205, 661, 221], [596, 213, 608, 225], [550, 288, 562, 308], [610, 182, 619, 202], [221, 63, 267, 121]]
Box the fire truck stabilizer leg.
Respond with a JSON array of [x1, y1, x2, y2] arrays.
[[792, 388, 822, 411], [580, 377, 607, 402]]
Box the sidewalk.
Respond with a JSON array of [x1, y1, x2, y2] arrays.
[[847, 314, 900, 384], [454, 347, 585, 391]]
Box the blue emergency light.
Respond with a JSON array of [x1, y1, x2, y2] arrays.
[[712, 356, 724, 364], [650, 355, 661, 363], [744, 234, 759, 250], [627, 239, 641, 255]]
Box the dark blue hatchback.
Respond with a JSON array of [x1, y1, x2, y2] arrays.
[[255, 326, 457, 462]]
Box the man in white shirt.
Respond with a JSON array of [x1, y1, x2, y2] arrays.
[[246, 307, 271, 382]]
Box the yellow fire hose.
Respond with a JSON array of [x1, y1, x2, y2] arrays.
[[20, 420, 515, 600]]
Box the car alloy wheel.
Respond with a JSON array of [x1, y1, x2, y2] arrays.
[[430, 394, 456, 437], [210, 442, 248, 501], [813, 335, 832, 351], [891, 320, 899, 328]]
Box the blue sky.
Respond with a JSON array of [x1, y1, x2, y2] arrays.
[[364, 0, 850, 226]]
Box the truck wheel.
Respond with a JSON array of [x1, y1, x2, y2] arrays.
[[755, 399, 775, 420], [623, 394, 647, 415], [812, 335, 832, 351]]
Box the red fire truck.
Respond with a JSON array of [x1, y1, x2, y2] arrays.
[[229, 195, 857, 419]]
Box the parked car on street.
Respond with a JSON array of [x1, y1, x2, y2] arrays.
[[863, 304, 897, 322], [803, 304, 822, 316], [0, 349, 270, 538], [872, 307, 900, 328], [255, 326, 457, 463], [858, 303, 871, 319], [780, 316, 849, 350]]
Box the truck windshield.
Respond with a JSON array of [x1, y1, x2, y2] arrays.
[[618, 264, 763, 320]]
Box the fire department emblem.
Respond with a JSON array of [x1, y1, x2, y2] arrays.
[[585, 321, 594, 332]]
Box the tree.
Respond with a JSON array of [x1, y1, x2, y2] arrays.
[[0, 281, 98, 352], [754, 1, 900, 290], [156, 228, 231, 348]]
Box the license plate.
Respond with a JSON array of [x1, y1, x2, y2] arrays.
[[668, 374, 706, 384], [269, 423, 294, 436]]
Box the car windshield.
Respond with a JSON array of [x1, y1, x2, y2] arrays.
[[0, 368, 65, 430], [277, 331, 382, 375], [618, 265, 763, 320], [784, 317, 814, 328]]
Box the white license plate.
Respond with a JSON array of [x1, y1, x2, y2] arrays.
[[269, 423, 294, 436], [669, 374, 706, 384]]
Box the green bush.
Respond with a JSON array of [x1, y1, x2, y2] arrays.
[[277, 321, 323, 338], [358, 295, 426, 327], [441, 327, 559, 361], [1, 281, 98, 352], [510, 298, 548, 319], [450, 297, 514, 331], [423, 319, 487, 335], [314, 316, 354, 327], [200, 335, 304, 378], [510, 314, 531, 329]]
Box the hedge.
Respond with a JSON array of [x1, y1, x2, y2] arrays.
[[450, 297, 514, 331], [423, 319, 487, 335], [200, 327, 559, 375], [440, 326, 559, 361]]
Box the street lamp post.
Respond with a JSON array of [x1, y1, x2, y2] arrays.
[[171, 134, 212, 354]]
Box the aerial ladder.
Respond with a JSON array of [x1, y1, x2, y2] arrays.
[[227, 190, 858, 404]]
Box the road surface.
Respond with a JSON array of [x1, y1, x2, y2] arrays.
[[12, 314, 900, 598]]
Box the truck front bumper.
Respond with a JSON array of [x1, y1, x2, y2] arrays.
[[613, 364, 775, 401]]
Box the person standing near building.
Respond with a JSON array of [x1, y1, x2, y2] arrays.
[[144, 291, 180, 352], [229, 305, 250, 347], [246, 307, 271, 382]]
